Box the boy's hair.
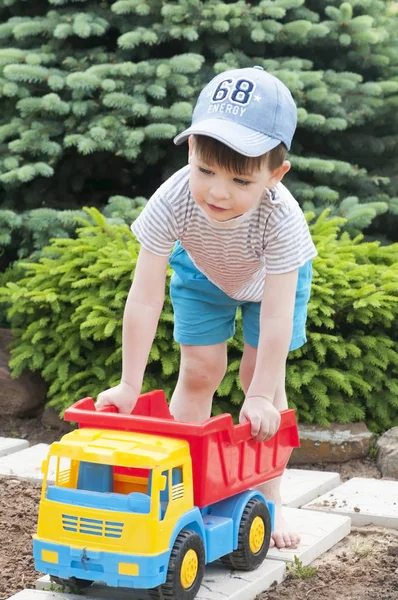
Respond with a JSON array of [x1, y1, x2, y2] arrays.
[[192, 135, 287, 175]]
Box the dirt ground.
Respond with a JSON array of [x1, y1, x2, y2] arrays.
[[0, 412, 74, 446], [0, 478, 42, 600], [261, 526, 398, 600], [0, 413, 397, 600]]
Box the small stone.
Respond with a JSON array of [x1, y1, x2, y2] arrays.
[[376, 427, 398, 479], [353, 506, 361, 512], [0, 328, 47, 416], [3, 478, 20, 486], [289, 422, 375, 465], [41, 406, 71, 432]]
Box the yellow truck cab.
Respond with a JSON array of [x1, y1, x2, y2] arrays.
[[35, 427, 199, 590]]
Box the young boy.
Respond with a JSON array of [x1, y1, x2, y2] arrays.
[[96, 66, 317, 549]]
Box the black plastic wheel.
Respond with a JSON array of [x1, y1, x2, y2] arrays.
[[50, 575, 93, 590], [148, 529, 205, 600], [220, 498, 271, 571]]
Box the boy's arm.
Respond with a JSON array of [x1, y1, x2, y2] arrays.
[[122, 247, 169, 387], [96, 247, 169, 413], [240, 268, 298, 441]]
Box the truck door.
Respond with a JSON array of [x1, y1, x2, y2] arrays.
[[159, 466, 184, 520]]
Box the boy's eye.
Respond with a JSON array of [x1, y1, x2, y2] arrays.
[[198, 167, 212, 175], [234, 178, 251, 186]]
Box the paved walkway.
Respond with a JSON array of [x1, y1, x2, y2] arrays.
[[1, 437, 397, 600]]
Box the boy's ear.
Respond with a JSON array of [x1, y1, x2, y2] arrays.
[[268, 160, 291, 187]]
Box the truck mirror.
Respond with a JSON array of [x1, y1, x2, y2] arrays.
[[159, 475, 167, 491]]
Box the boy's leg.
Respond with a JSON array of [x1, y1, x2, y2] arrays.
[[169, 342, 228, 422], [168, 243, 236, 423], [240, 344, 300, 549], [240, 260, 312, 548]]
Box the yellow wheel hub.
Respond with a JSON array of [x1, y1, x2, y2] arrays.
[[249, 516, 265, 554], [180, 549, 198, 589]]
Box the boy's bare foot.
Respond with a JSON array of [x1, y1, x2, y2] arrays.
[[257, 477, 301, 550], [269, 503, 301, 549]]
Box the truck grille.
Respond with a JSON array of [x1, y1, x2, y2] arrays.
[[62, 514, 123, 538]]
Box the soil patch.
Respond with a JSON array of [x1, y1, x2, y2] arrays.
[[259, 526, 398, 600], [0, 411, 75, 445], [0, 478, 42, 600], [294, 456, 382, 481]]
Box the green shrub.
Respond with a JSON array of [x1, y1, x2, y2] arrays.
[[0, 207, 179, 409], [219, 213, 398, 432], [0, 208, 397, 431]]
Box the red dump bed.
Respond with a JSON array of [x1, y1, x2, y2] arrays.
[[64, 390, 300, 508]]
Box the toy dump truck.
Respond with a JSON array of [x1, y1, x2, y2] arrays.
[[33, 390, 299, 599]]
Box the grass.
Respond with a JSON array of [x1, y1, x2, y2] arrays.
[[350, 537, 374, 557], [286, 556, 318, 580]]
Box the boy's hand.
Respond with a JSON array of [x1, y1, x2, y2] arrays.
[[239, 395, 281, 442], [95, 381, 139, 415]]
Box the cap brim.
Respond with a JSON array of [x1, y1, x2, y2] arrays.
[[173, 119, 281, 157]]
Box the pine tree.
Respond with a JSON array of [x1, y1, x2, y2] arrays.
[[0, 194, 145, 268], [0, 0, 398, 250]]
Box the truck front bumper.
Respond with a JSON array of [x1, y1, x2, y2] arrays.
[[33, 538, 169, 589]]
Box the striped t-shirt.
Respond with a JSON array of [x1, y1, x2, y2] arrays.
[[131, 165, 317, 302]]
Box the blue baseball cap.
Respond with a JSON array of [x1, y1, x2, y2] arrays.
[[174, 66, 297, 157]]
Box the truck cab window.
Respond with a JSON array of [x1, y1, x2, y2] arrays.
[[171, 467, 184, 500], [77, 462, 113, 493], [159, 470, 169, 520]]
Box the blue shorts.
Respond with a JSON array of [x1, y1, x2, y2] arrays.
[[169, 242, 312, 351]]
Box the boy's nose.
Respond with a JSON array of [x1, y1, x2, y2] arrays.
[[209, 181, 230, 202]]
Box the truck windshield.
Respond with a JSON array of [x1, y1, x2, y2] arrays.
[[46, 458, 154, 515]]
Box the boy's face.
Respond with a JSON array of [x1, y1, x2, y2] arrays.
[[188, 138, 290, 222]]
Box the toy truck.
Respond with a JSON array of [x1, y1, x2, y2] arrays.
[[33, 390, 299, 600]]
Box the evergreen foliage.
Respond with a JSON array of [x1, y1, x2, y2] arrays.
[[0, 0, 398, 241], [1, 208, 397, 431], [0, 194, 144, 268]]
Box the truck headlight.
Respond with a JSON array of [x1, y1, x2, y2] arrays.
[[118, 562, 139, 576], [42, 550, 58, 564]]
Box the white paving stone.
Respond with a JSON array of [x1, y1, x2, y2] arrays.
[[0, 436, 29, 457], [281, 469, 340, 507], [303, 477, 398, 528], [0, 444, 51, 482], [267, 507, 351, 565], [7, 591, 101, 600], [198, 560, 285, 600], [36, 560, 285, 600]]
